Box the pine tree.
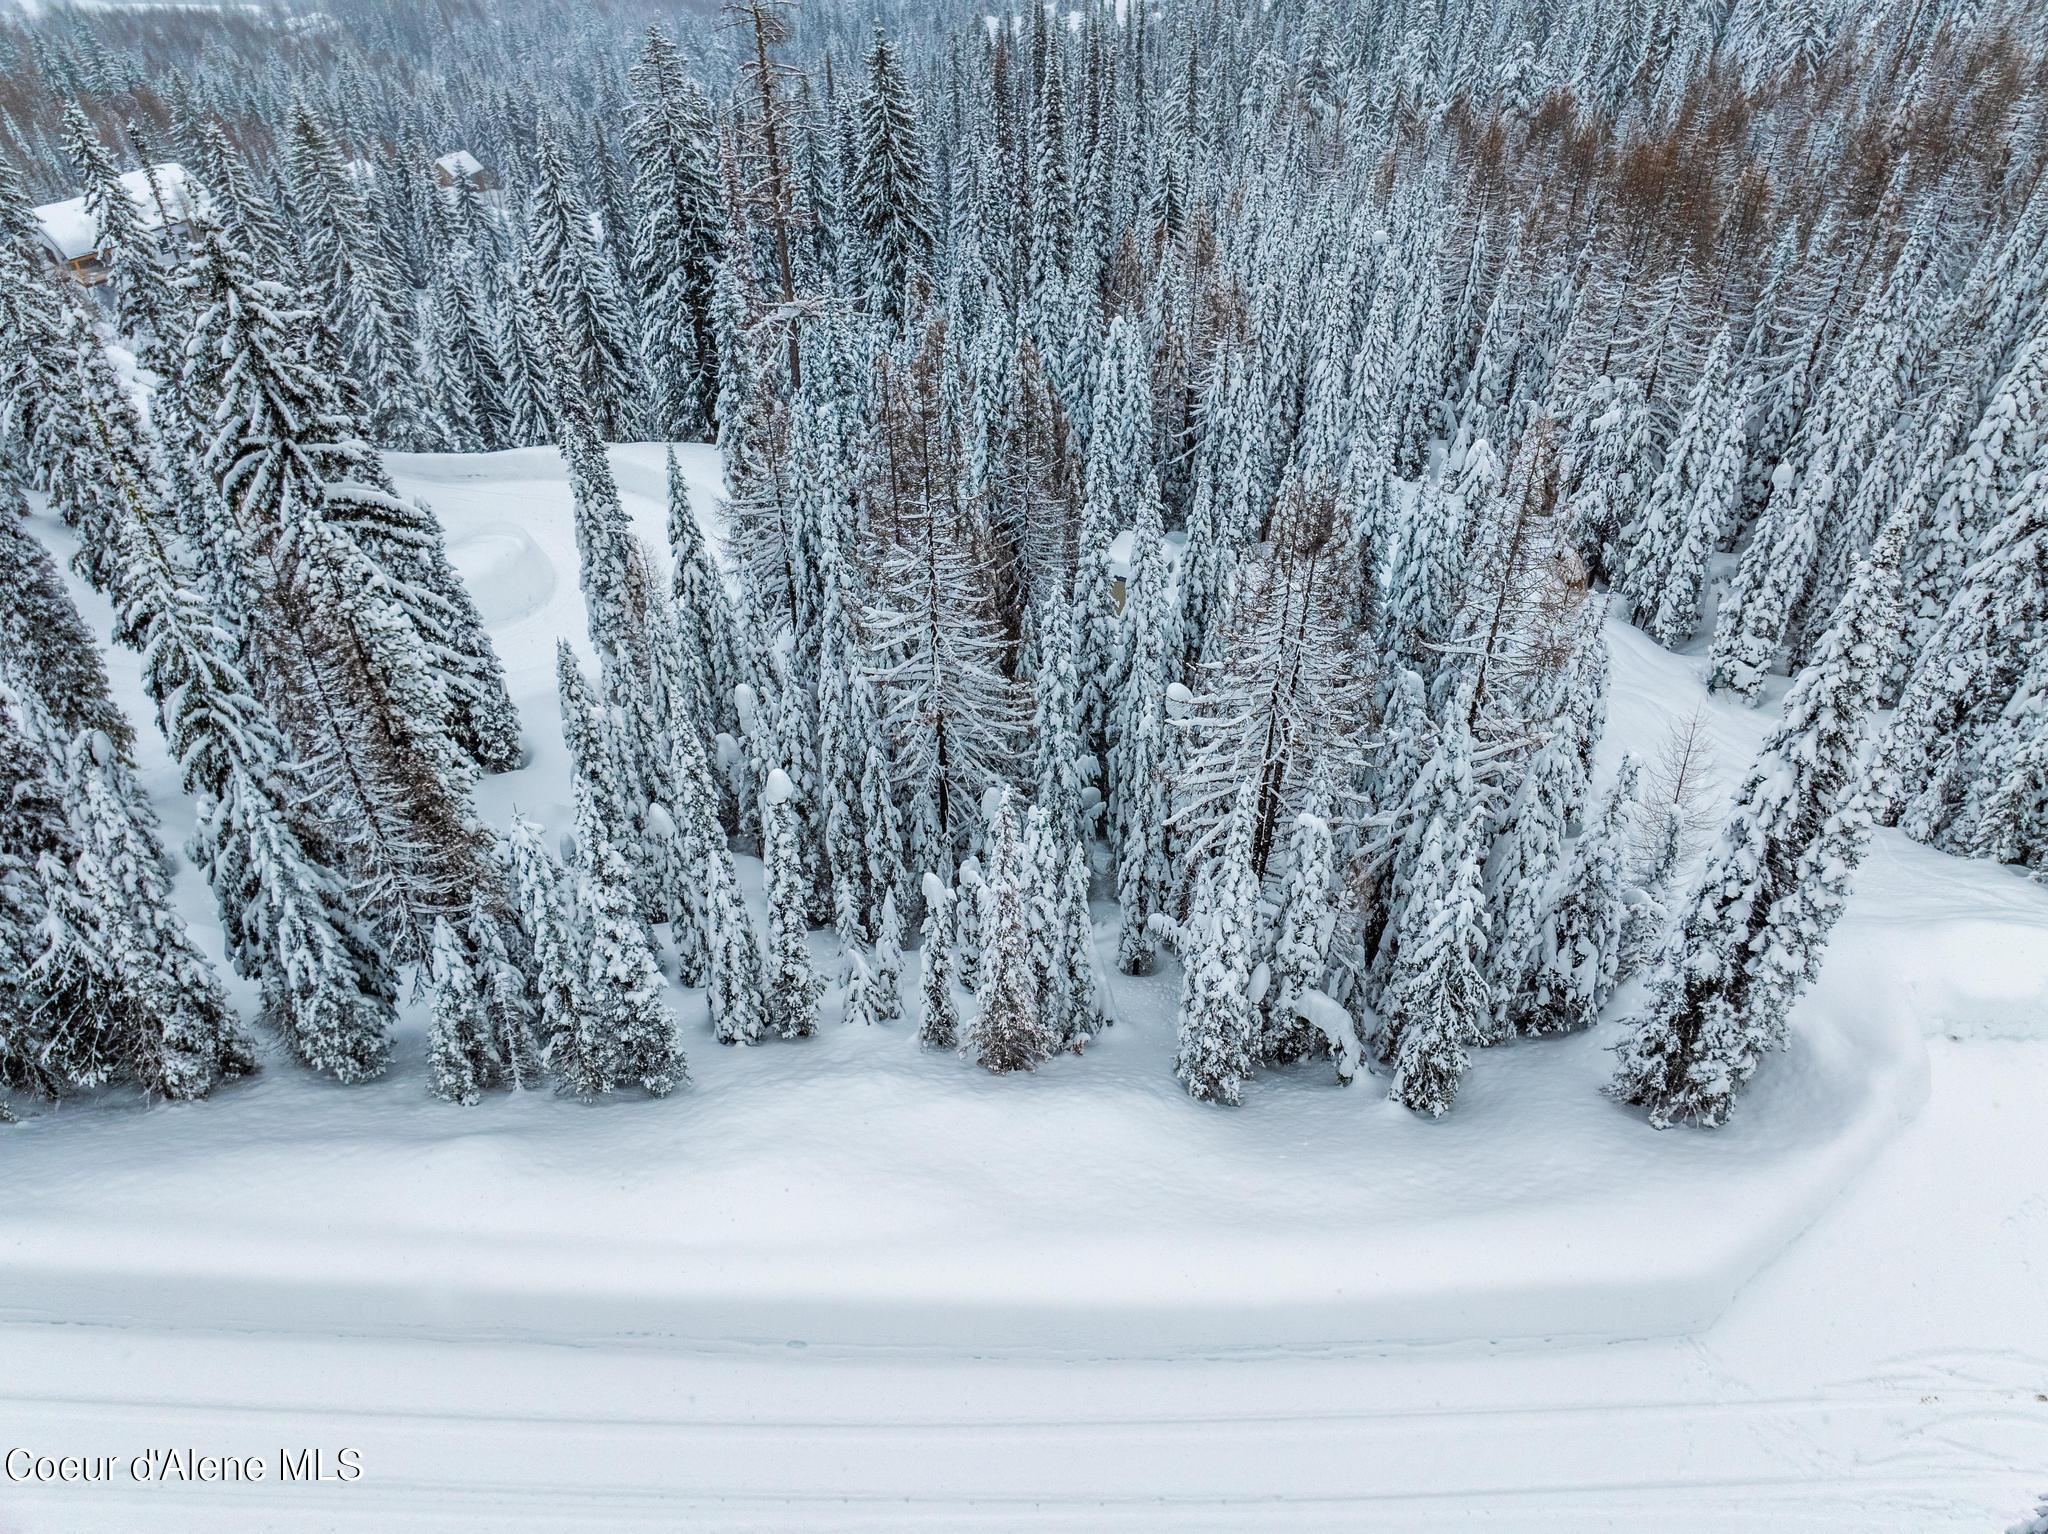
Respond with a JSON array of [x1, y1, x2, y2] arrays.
[[1112, 481, 1175, 973], [29, 705, 256, 1101], [1560, 375, 1651, 584], [1031, 592, 1091, 852], [52, 316, 405, 1083], [567, 768, 688, 1097], [427, 916, 495, 1105], [0, 482, 130, 751], [1879, 421, 2048, 855], [851, 24, 937, 325], [1513, 755, 1639, 1036], [665, 448, 745, 745], [657, 685, 768, 1045], [1075, 316, 1153, 770], [628, 29, 723, 437], [872, 889, 905, 1025], [1381, 808, 1490, 1117], [281, 101, 431, 450], [506, 814, 586, 1080], [467, 896, 543, 1090], [1173, 488, 1368, 884], [917, 871, 961, 1049], [1613, 521, 1904, 1127], [1173, 785, 1264, 1105], [760, 767, 822, 1039], [187, 118, 298, 281], [179, 225, 502, 953], [531, 117, 648, 441], [429, 256, 512, 452], [500, 253, 559, 446], [1484, 733, 1573, 1021], [1265, 786, 1339, 1065], [1378, 475, 1459, 679], [869, 481, 1019, 870], [966, 791, 1050, 1073], [1649, 383, 1747, 649], [1618, 330, 1731, 638]]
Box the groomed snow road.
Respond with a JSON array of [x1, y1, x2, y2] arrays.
[[5, 1044, 2044, 1534]]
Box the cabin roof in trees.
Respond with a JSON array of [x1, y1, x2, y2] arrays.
[[433, 150, 493, 190], [31, 162, 210, 274]]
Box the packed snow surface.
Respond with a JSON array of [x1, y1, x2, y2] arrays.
[[3, 444, 2044, 1529]]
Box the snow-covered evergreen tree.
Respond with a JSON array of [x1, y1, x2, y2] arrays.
[[427, 916, 495, 1106], [1111, 481, 1175, 973], [850, 24, 936, 325], [1381, 805, 1490, 1118], [8, 685, 255, 1102], [1512, 755, 1640, 1036], [1173, 785, 1264, 1106], [530, 117, 646, 440], [562, 767, 687, 1098], [627, 28, 723, 438], [966, 791, 1051, 1073], [759, 767, 822, 1040], [1613, 519, 1904, 1126], [917, 871, 960, 1050], [1264, 785, 1339, 1065], [1484, 732, 1573, 1021]]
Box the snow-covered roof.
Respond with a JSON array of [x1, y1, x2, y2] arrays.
[[434, 150, 484, 180], [31, 163, 210, 263]]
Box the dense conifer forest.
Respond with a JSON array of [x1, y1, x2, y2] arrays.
[[3, 0, 2046, 1131]]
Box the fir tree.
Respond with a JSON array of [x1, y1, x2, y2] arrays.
[[1265, 787, 1339, 1064], [760, 767, 822, 1039], [917, 871, 961, 1050], [531, 117, 647, 441], [22, 700, 256, 1101], [1879, 422, 2048, 857], [427, 916, 495, 1105], [1613, 521, 1904, 1127], [1381, 808, 1490, 1117], [179, 225, 501, 953], [1173, 785, 1264, 1106], [1112, 481, 1175, 974], [966, 791, 1050, 1073], [1618, 329, 1731, 635], [0, 481, 131, 751], [1075, 316, 1152, 770], [1513, 755, 1640, 1036], [506, 814, 586, 1078], [1484, 733, 1573, 1022], [567, 768, 687, 1097], [627, 29, 723, 437], [281, 101, 431, 450], [872, 888, 905, 1025], [851, 24, 937, 324]]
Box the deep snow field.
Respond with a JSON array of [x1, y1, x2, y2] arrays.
[[3, 443, 2046, 1530]]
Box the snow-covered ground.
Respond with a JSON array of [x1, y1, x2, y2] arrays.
[[4, 444, 2045, 1529]]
